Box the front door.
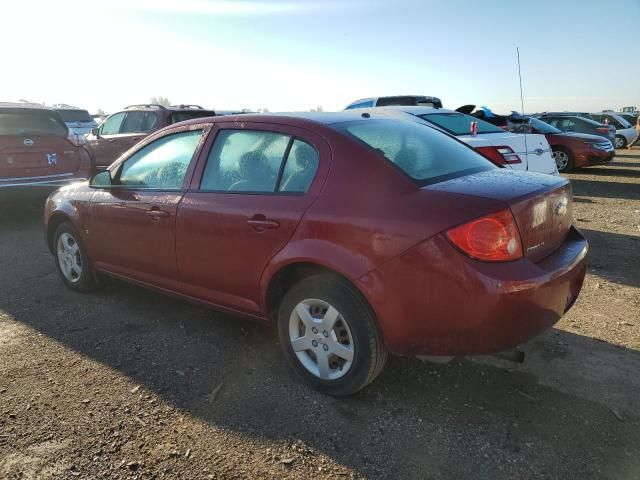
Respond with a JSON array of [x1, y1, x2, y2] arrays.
[[89, 128, 206, 290], [176, 123, 328, 314]]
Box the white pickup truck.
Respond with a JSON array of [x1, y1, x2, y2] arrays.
[[352, 106, 558, 175]]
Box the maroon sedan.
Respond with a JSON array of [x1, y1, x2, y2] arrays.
[[526, 117, 614, 172], [44, 113, 588, 395], [1, 103, 93, 191]]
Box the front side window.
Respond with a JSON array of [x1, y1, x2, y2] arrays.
[[201, 130, 290, 192], [418, 112, 504, 135], [346, 100, 374, 110], [334, 119, 495, 186], [118, 130, 202, 189], [279, 139, 319, 193], [100, 112, 126, 135]]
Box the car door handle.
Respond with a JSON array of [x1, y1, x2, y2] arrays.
[[247, 216, 280, 231], [108, 139, 117, 143], [147, 209, 169, 220]]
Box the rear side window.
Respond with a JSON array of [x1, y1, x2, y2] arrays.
[[335, 119, 495, 186], [118, 130, 202, 189], [418, 113, 504, 135], [0, 111, 68, 136], [201, 130, 290, 192], [279, 139, 319, 193], [170, 111, 216, 124]]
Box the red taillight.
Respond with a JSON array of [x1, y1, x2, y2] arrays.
[[446, 209, 523, 262], [475, 145, 522, 166]]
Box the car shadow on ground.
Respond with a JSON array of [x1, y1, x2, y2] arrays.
[[1, 208, 640, 479], [570, 179, 640, 200], [579, 228, 640, 289], [574, 167, 640, 178]]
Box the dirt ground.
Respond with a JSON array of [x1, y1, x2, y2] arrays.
[[1, 150, 639, 480]]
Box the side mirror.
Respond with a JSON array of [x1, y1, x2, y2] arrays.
[[91, 127, 101, 138], [89, 169, 112, 187]]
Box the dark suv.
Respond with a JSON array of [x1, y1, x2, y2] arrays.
[[86, 104, 216, 167]]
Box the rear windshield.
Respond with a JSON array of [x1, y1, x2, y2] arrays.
[[0, 110, 68, 136], [417, 112, 504, 135], [334, 119, 496, 186], [56, 109, 93, 123], [170, 111, 216, 124]]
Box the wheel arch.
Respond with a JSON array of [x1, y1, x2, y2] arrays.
[[46, 212, 75, 253]]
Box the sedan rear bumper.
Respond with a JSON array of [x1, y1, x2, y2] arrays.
[[357, 226, 588, 357]]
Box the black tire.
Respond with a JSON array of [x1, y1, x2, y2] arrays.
[[552, 147, 574, 172], [614, 135, 627, 149], [53, 222, 98, 292], [277, 274, 388, 396]]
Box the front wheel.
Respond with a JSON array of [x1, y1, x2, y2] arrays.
[[53, 222, 98, 292], [614, 135, 626, 149], [552, 147, 574, 172], [277, 274, 387, 396]]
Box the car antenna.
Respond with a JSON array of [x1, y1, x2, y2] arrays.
[[517, 47, 528, 171]]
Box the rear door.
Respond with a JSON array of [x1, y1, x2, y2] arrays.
[[89, 127, 207, 290], [176, 122, 329, 314], [0, 109, 80, 182]]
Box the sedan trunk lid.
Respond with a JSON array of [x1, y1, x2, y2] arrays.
[[427, 170, 573, 262]]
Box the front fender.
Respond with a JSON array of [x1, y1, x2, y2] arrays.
[[44, 183, 93, 252]]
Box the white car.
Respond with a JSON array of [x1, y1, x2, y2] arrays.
[[352, 106, 558, 175], [590, 112, 639, 149]]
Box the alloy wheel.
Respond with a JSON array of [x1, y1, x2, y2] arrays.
[[553, 150, 569, 171], [288, 299, 355, 380], [614, 136, 625, 149], [57, 232, 83, 284]]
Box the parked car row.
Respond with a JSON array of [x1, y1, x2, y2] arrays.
[[468, 110, 616, 172]]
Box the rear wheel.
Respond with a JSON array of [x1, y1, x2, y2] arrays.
[[53, 222, 98, 292], [277, 274, 387, 396], [552, 147, 574, 172], [614, 135, 626, 149]]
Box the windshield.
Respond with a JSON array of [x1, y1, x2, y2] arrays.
[[334, 119, 496, 186], [56, 109, 93, 123], [0, 110, 68, 136], [418, 112, 504, 135], [530, 117, 562, 134]]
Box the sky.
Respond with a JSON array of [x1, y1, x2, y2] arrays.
[[1, 0, 639, 115]]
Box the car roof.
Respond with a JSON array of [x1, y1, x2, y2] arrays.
[[171, 111, 413, 129], [122, 104, 216, 112], [0, 101, 51, 111]]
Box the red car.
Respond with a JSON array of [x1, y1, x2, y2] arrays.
[[1, 103, 93, 191], [515, 117, 615, 172], [44, 113, 588, 395]]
